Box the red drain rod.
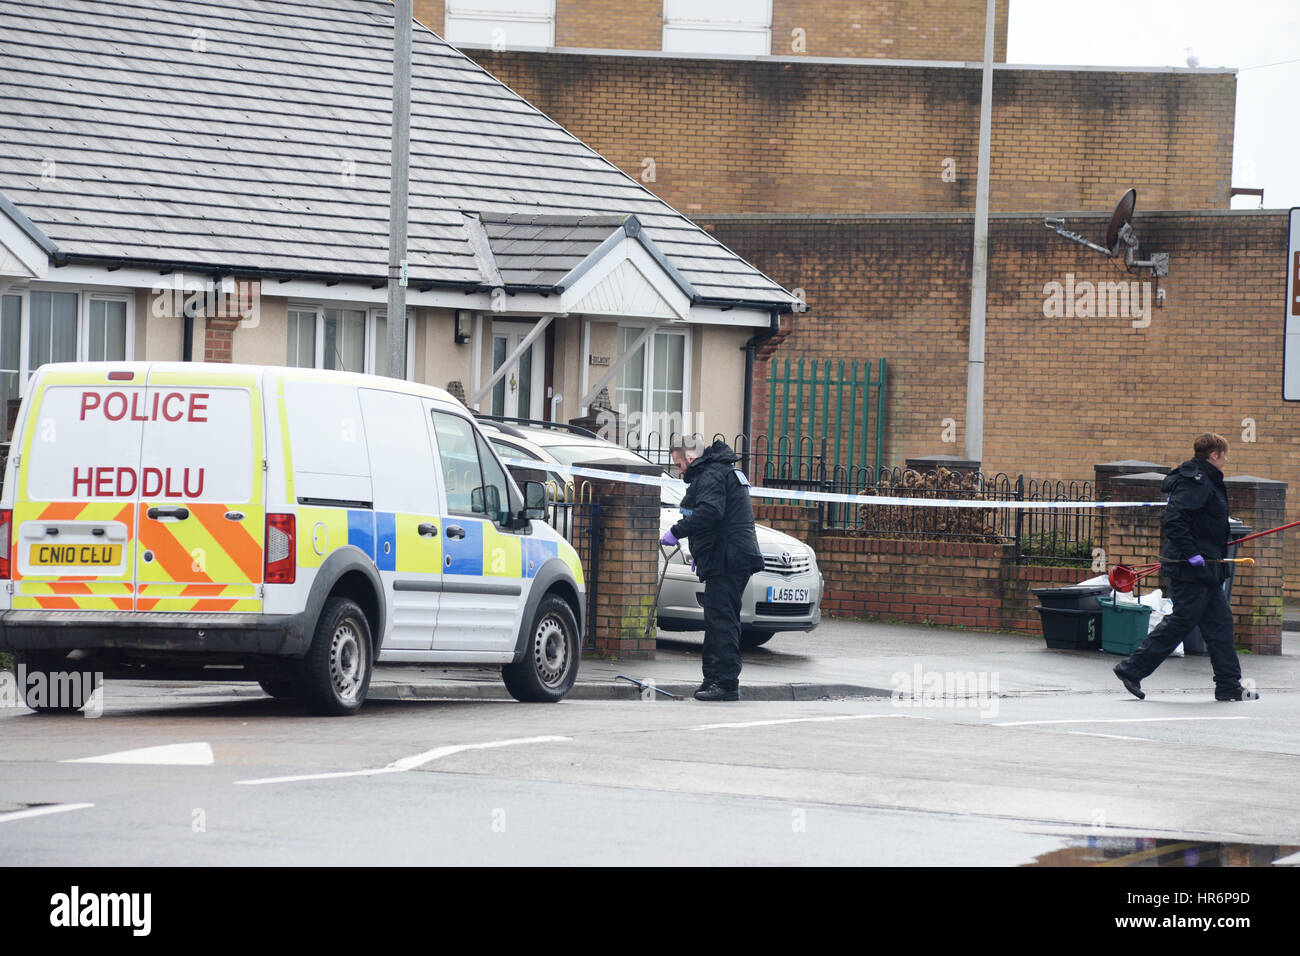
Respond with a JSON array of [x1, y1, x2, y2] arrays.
[[1228, 519, 1300, 547]]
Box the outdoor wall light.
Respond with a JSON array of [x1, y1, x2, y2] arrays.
[[454, 310, 472, 345]]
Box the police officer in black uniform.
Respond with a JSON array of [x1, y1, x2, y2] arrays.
[[1113, 432, 1258, 702], [661, 437, 764, 701]]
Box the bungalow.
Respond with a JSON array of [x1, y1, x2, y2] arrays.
[[0, 0, 796, 449]]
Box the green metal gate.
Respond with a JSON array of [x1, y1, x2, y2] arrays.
[[766, 357, 887, 476]]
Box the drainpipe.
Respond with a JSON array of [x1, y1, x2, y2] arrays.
[[740, 310, 781, 472]]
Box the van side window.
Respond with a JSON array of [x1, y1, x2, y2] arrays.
[[431, 412, 484, 518], [474, 431, 516, 528]]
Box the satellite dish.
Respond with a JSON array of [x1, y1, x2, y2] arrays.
[[1044, 189, 1169, 278], [1105, 188, 1137, 256]]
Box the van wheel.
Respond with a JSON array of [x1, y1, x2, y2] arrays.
[[13, 651, 102, 713], [740, 629, 773, 649], [296, 597, 372, 716], [502, 595, 579, 703]]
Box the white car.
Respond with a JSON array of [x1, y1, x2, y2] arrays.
[[480, 418, 822, 648]]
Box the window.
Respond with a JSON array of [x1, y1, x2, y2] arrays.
[[662, 0, 771, 55], [286, 308, 316, 368], [87, 298, 128, 362], [286, 305, 413, 378], [28, 291, 78, 370], [445, 0, 555, 48], [613, 325, 690, 445], [432, 412, 518, 527], [1, 294, 20, 443], [0, 288, 135, 437], [323, 308, 365, 373]]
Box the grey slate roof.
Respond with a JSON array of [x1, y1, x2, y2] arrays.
[[0, 0, 794, 308]]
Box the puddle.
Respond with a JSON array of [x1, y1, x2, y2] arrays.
[[1027, 836, 1300, 867]]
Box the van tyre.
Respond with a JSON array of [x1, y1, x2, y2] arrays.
[[296, 596, 373, 716], [503, 595, 579, 703], [13, 651, 102, 713]]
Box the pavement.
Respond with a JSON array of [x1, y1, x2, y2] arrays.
[[355, 616, 1299, 703], [1284, 599, 1300, 632]]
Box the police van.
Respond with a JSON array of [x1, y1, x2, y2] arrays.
[[0, 363, 585, 715]]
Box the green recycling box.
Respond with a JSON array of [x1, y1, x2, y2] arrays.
[[1098, 596, 1153, 656]]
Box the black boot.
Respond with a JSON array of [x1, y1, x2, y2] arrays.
[[1215, 683, 1260, 702], [694, 682, 740, 702], [1113, 663, 1145, 700]]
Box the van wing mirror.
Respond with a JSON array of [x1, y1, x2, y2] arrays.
[[523, 480, 547, 521], [470, 486, 485, 514]]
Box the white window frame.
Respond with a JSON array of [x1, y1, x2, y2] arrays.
[[4, 286, 137, 398], [287, 302, 415, 380], [662, 0, 772, 55], [446, 0, 556, 48], [614, 321, 692, 439]]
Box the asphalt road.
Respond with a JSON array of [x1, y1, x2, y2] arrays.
[[2, 674, 1297, 866]]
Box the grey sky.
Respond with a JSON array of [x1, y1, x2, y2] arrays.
[[1008, 0, 1299, 210]]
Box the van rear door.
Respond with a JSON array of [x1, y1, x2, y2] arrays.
[[12, 370, 144, 610], [134, 368, 265, 613]]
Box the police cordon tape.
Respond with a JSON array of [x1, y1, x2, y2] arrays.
[[498, 458, 1164, 511]]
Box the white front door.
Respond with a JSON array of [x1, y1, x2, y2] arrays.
[[490, 322, 545, 420]]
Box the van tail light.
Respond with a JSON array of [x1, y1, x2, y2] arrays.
[[264, 513, 295, 584], [0, 509, 10, 580]]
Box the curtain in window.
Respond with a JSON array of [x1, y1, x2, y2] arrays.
[[322, 308, 365, 372], [88, 299, 127, 361], [28, 291, 78, 371], [286, 309, 316, 368]]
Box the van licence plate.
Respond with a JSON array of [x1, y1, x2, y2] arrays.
[[766, 586, 810, 603], [29, 544, 122, 567]]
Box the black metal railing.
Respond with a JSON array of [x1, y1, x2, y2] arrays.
[[544, 480, 601, 651]]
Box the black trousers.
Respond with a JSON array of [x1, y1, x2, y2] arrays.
[[701, 571, 750, 688], [1120, 575, 1242, 690]]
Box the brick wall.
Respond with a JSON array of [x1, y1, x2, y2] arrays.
[[705, 211, 1300, 594], [421, 1, 1008, 58], [757, 486, 1285, 653], [557, 0, 661, 49], [413, 0, 445, 35], [466, 51, 1235, 214], [771, 0, 1008, 60], [585, 463, 663, 658]]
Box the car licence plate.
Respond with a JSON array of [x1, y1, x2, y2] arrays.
[[29, 543, 122, 567], [766, 586, 809, 603]]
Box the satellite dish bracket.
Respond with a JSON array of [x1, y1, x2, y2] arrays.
[[1043, 188, 1170, 279]]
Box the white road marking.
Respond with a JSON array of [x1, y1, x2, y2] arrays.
[[1065, 731, 1153, 742], [994, 717, 1250, 728], [235, 735, 573, 785], [692, 714, 925, 731], [1273, 850, 1300, 866], [0, 803, 95, 824], [62, 742, 215, 766]]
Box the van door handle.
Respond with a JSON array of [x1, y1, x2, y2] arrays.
[[445, 525, 465, 540], [147, 507, 190, 520], [418, 523, 438, 537]]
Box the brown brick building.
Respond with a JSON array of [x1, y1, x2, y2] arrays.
[[421, 3, 1296, 595], [416, 0, 1010, 60]]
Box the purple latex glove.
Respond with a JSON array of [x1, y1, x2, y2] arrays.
[[690, 559, 697, 574], [661, 530, 678, 547], [1188, 554, 1205, 567]]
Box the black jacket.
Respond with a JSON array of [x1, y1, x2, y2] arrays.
[[670, 441, 764, 581], [1160, 457, 1230, 584]]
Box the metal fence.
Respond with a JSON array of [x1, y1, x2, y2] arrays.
[[817, 466, 1095, 567], [767, 357, 887, 478], [544, 480, 601, 650]]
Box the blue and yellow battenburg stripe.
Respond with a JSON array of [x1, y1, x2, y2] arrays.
[[295, 506, 582, 584]]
